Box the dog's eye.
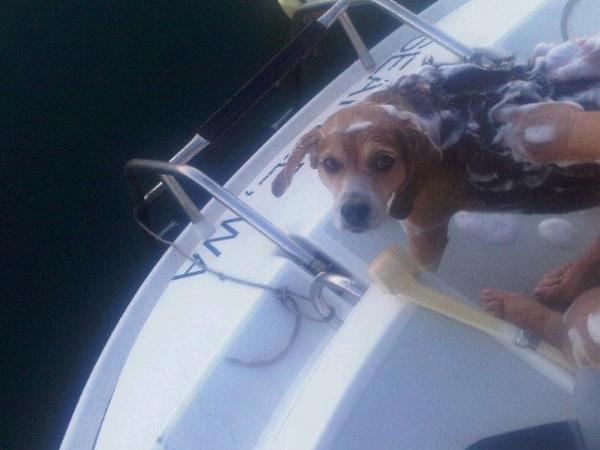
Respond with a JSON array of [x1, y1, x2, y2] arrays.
[[372, 154, 395, 172], [322, 157, 341, 174]]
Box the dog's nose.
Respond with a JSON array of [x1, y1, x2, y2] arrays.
[[341, 202, 371, 227]]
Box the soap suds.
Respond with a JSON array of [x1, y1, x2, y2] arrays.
[[489, 179, 516, 192], [568, 327, 590, 366], [494, 123, 530, 162], [467, 170, 498, 183], [452, 212, 520, 244], [534, 38, 600, 83], [490, 99, 576, 164], [524, 124, 555, 144], [378, 104, 405, 119], [378, 104, 442, 152], [587, 313, 600, 345], [537, 218, 577, 248], [378, 105, 424, 124], [345, 121, 373, 133]]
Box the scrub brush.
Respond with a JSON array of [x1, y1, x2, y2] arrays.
[[368, 244, 576, 373]]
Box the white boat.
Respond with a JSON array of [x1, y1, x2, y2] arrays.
[[60, 1, 600, 449]]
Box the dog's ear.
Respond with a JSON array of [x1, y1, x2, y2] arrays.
[[389, 126, 441, 220], [389, 181, 420, 220], [272, 126, 321, 197]]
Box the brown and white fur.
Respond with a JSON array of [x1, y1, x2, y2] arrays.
[[272, 91, 473, 269], [271, 77, 600, 269]]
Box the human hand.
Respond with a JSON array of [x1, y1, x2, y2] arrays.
[[493, 101, 583, 164]]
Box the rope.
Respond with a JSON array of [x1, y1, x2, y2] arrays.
[[133, 209, 339, 367]]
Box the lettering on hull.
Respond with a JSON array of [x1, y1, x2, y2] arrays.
[[172, 218, 243, 280]]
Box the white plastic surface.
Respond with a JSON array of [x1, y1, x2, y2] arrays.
[[268, 283, 570, 450], [62, 0, 600, 449]]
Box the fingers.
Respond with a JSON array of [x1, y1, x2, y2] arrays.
[[543, 264, 571, 279], [482, 300, 503, 317], [533, 284, 562, 302], [533, 264, 571, 301]]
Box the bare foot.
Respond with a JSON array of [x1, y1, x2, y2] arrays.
[[533, 260, 598, 305], [481, 289, 563, 346]]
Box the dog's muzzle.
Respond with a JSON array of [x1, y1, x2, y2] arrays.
[[335, 180, 386, 232], [341, 202, 371, 228]]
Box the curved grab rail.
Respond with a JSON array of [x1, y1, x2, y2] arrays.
[[125, 158, 329, 274], [60, 159, 360, 449], [62, 3, 474, 446], [310, 272, 366, 320], [144, 0, 475, 205], [318, 0, 475, 58]]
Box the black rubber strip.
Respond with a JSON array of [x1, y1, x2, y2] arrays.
[[197, 20, 329, 142]]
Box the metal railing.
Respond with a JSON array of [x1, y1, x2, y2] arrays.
[[141, 0, 475, 209], [144, 134, 210, 204], [63, 5, 475, 448], [318, 0, 475, 60], [309, 272, 366, 322], [125, 159, 332, 275], [127, 158, 368, 340], [127, 0, 479, 300]]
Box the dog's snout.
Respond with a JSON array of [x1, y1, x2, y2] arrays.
[[341, 202, 371, 227]]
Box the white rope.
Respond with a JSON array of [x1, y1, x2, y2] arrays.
[[133, 210, 339, 367]]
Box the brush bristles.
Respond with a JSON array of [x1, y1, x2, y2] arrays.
[[390, 245, 422, 278], [368, 244, 423, 294]]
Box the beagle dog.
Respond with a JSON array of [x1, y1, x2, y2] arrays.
[[271, 87, 468, 269], [271, 61, 600, 269]]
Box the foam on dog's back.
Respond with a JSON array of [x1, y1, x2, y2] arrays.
[[451, 211, 521, 245], [537, 217, 578, 248]]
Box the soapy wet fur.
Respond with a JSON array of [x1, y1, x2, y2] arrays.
[[272, 38, 600, 268]]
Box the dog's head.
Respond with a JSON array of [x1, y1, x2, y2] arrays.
[[272, 102, 441, 232]]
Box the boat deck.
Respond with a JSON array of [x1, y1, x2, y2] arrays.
[[62, 1, 599, 449]]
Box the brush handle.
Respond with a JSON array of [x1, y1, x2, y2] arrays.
[[537, 341, 576, 371], [368, 247, 576, 372], [369, 250, 510, 338], [389, 281, 575, 372], [405, 282, 511, 338]]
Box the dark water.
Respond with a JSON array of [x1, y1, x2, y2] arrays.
[[3, 1, 428, 448]]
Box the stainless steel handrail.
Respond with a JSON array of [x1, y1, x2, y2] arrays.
[[318, 0, 476, 60], [141, 0, 475, 207], [125, 159, 330, 273], [338, 10, 376, 71], [144, 134, 210, 204]]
